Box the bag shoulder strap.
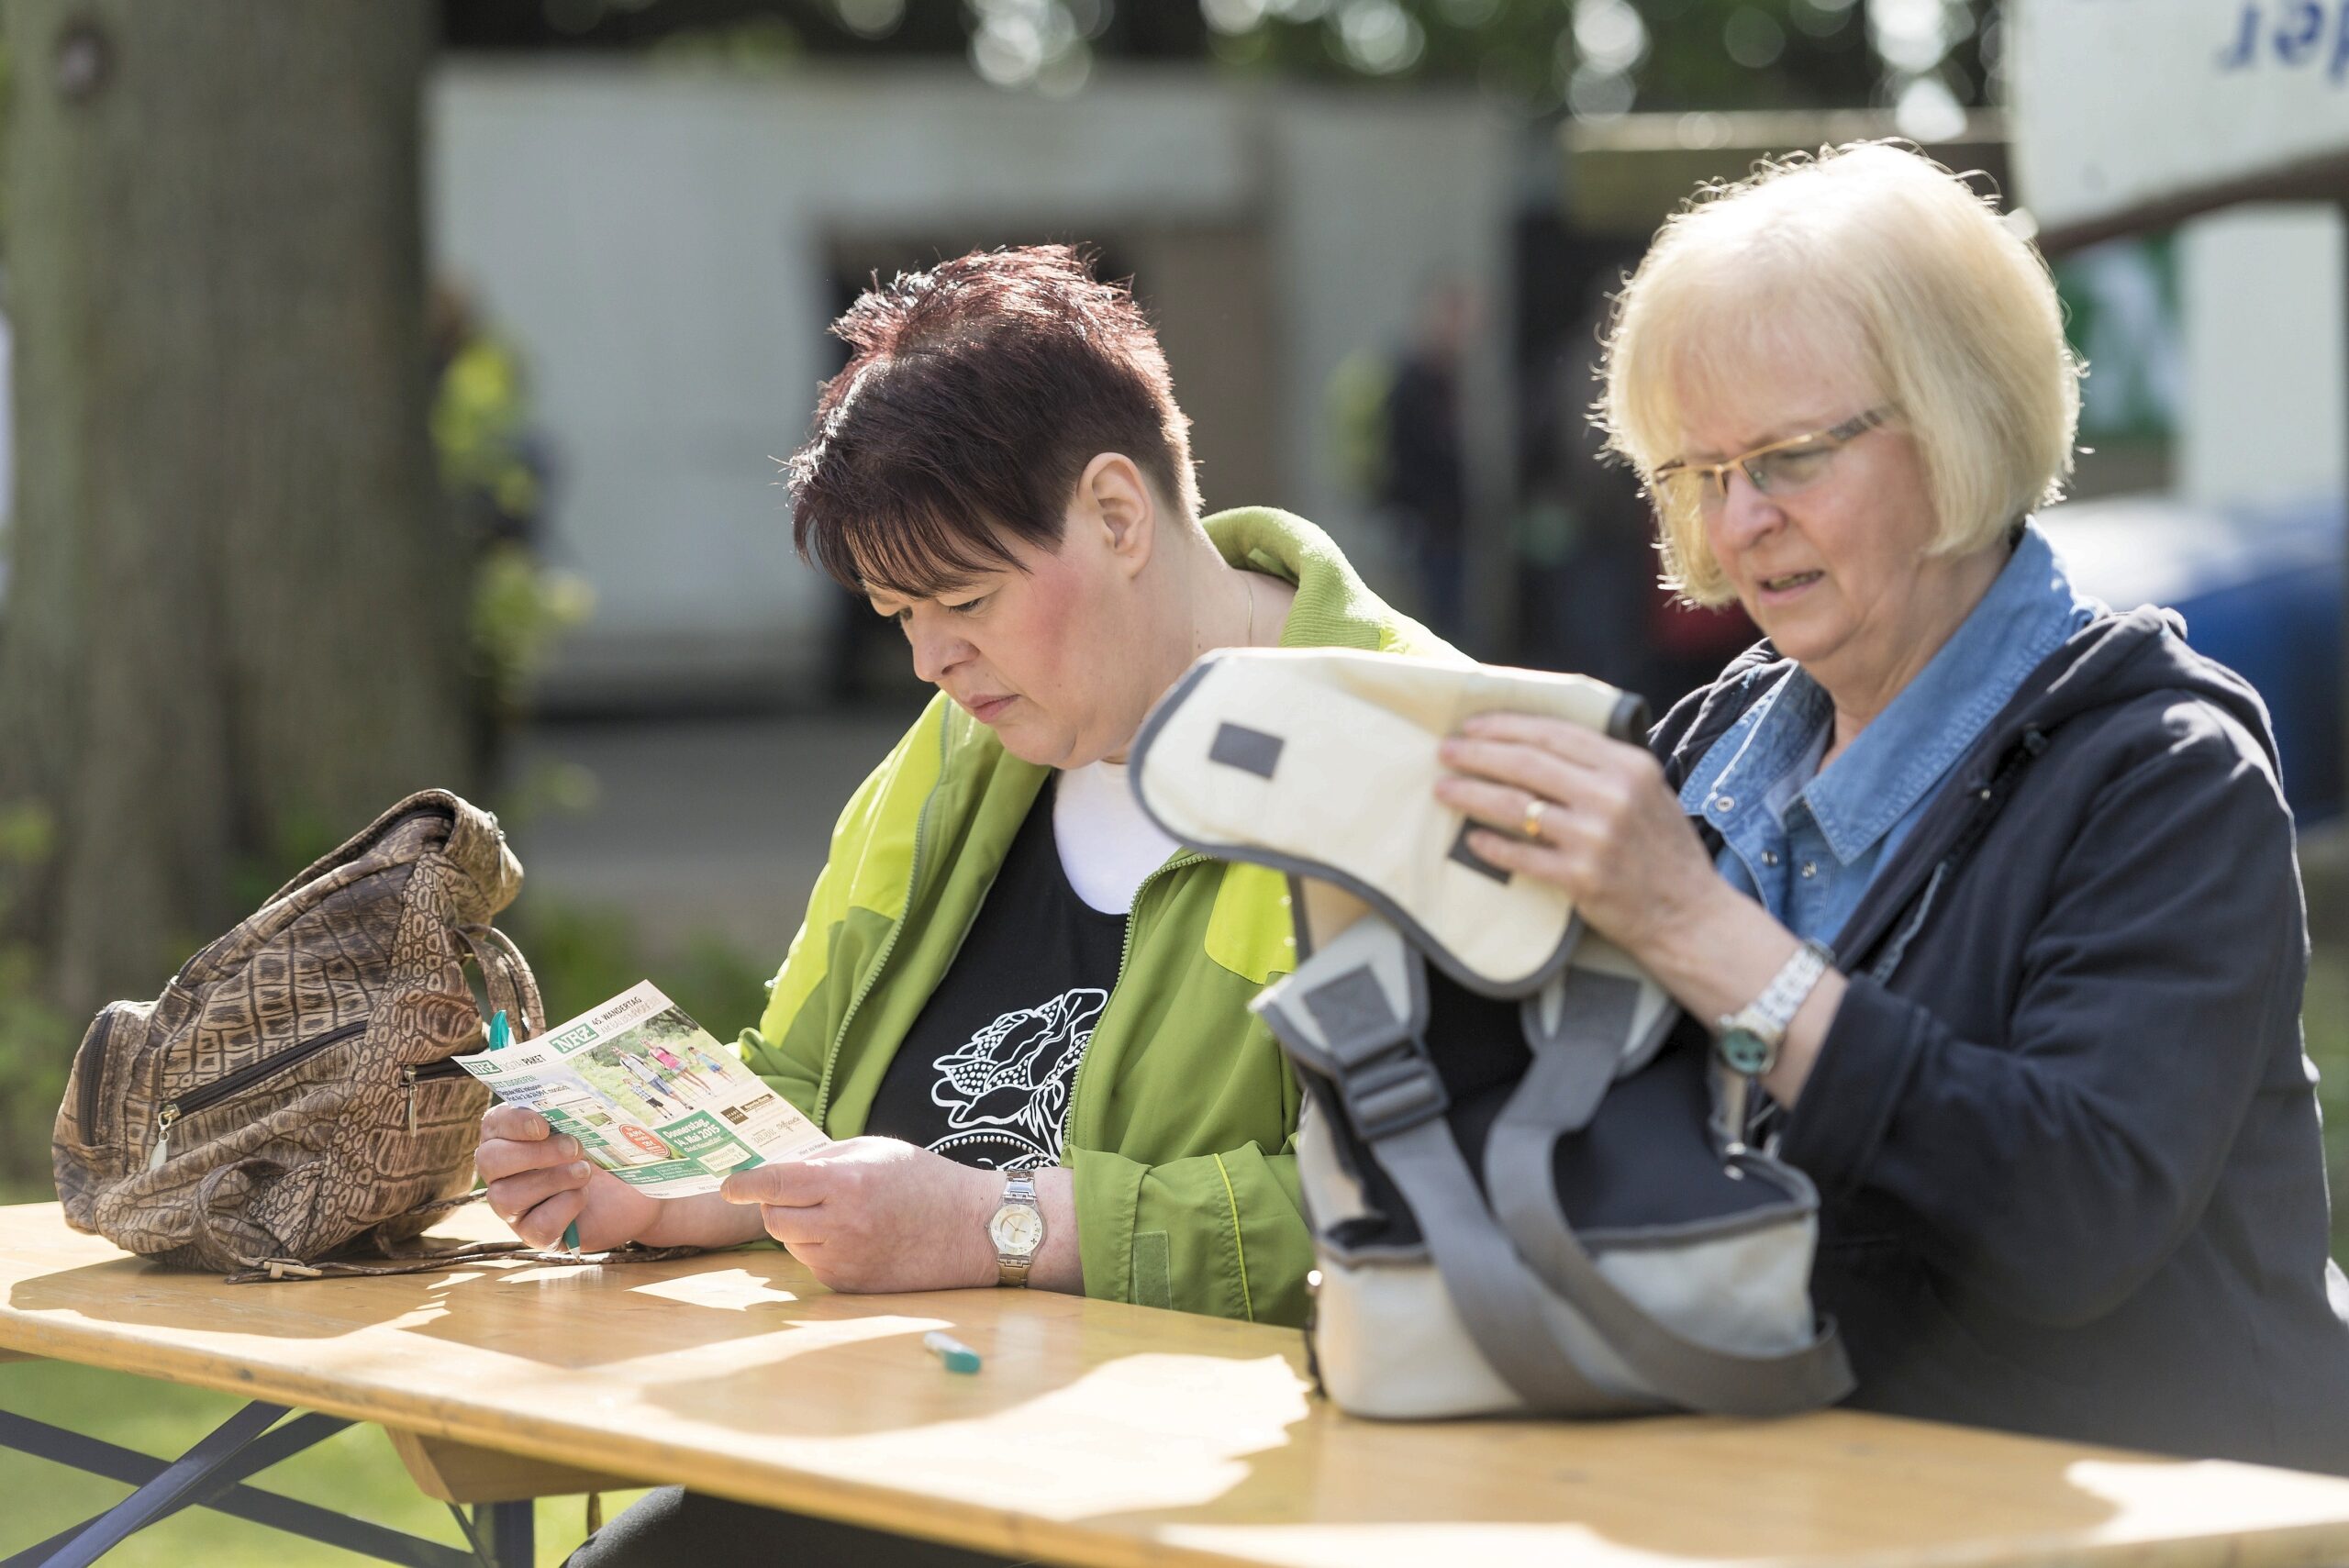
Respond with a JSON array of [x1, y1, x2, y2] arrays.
[[458, 923, 546, 1037], [1267, 916, 1854, 1417], [1484, 956, 1854, 1416]]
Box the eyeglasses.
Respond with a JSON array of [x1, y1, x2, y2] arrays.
[[1650, 406, 1896, 515]]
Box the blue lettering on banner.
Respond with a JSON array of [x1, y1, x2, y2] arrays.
[[2217, 0, 2349, 78]]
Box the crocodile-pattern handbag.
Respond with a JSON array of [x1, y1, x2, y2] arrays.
[[51, 789, 540, 1273]]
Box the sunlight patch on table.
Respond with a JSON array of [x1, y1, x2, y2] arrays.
[[1156, 1522, 1710, 1568], [769, 1351, 1310, 1519], [629, 1268, 803, 1311], [2065, 1458, 2349, 1540]]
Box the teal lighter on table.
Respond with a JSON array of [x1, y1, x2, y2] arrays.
[[924, 1330, 982, 1374], [487, 1008, 580, 1252]]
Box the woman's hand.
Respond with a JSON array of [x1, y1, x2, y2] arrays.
[[719, 1138, 1080, 1295], [1434, 711, 1846, 1106], [475, 1103, 664, 1251], [1435, 712, 1722, 957]]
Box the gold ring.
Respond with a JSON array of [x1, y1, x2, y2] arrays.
[[1520, 795, 1550, 842]]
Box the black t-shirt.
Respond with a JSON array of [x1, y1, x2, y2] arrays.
[[865, 777, 1127, 1170]]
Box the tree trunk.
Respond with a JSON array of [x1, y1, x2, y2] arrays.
[[0, 0, 471, 1020]]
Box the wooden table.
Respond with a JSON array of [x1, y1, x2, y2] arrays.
[[7, 1200, 2349, 1568]]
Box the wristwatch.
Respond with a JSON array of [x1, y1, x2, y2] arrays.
[[1715, 940, 1835, 1077], [988, 1167, 1046, 1287]]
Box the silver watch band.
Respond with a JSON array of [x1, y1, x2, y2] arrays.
[[1752, 940, 1833, 1037], [1717, 940, 1834, 1068]]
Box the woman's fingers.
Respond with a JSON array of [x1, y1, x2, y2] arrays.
[[474, 1130, 580, 1184], [1435, 773, 1557, 839], [1448, 715, 1666, 793], [719, 1159, 831, 1208], [480, 1104, 551, 1142], [1455, 710, 1622, 759], [757, 1202, 831, 1248], [486, 1159, 594, 1225], [1463, 826, 1583, 885], [1438, 735, 1590, 805], [510, 1186, 588, 1251]]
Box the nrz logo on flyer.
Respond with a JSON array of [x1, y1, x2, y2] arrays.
[[549, 1020, 602, 1051]]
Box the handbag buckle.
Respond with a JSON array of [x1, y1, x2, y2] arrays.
[[1338, 1038, 1449, 1141]]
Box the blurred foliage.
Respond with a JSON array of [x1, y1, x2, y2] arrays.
[[0, 803, 67, 1200], [473, 541, 595, 739], [429, 304, 595, 747], [440, 0, 1989, 114], [1197, 0, 1879, 110], [499, 900, 774, 1043]]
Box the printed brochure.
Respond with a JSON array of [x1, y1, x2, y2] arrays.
[[455, 980, 828, 1197]]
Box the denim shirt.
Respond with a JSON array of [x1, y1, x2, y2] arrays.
[[1677, 521, 2106, 950]]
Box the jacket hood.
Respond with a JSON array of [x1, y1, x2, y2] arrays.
[[1656, 604, 2286, 974], [1664, 605, 2278, 787], [2006, 606, 2278, 773]]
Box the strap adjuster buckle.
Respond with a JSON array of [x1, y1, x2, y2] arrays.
[[1340, 1040, 1449, 1141]]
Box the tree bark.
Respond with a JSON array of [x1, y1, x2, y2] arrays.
[[0, 0, 471, 1018]]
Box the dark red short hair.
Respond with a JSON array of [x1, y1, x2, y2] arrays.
[[787, 245, 1200, 597]]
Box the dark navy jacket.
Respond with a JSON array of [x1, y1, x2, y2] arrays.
[[1654, 607, 2349, 1474]]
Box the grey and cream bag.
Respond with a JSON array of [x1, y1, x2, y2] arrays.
[[1131, 648, 1854, 1419], [51, 790, 539, 1273]]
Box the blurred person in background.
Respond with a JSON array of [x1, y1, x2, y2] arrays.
[[475, 246, 1450, 1564], [1520, 280, 1752, 707], [1437, 144, 2349, 1473], [1383, 278, 1476, 646]]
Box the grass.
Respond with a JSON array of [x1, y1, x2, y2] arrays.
[[5, 889, 2348, 1564]]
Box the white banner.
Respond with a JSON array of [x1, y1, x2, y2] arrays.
[[2012, 0, 2349, 233]]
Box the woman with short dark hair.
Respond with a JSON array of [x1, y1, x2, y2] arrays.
[[476, 245, 1449, 1563]]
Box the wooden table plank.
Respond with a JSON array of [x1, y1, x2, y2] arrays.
[[6, 1202, 2349, 1568], [384, 1429, 640, 1505]]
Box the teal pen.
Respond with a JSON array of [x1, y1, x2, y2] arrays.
[[486, 1008, 580, 1252], [923, 1330, 982, 1374]]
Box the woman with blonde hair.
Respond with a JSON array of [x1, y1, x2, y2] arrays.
[[1440, 143, 2349, 1471]]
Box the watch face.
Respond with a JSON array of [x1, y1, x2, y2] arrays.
[[1718, 1028, 1774, 1075], [990, 1204, 1044, 1254]]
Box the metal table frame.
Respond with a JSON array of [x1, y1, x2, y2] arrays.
[[0, 1397, 532, 1568]]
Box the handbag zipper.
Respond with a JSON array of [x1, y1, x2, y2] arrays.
[[401, 1057, 472, 1135], [74, 1006, 124, 1137], [148, 1018, 369, 1171]]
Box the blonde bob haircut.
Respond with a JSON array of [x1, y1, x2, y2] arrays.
[[1599, 142, 2081, 606]]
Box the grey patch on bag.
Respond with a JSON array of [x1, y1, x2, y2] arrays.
[[1208, 722, 1285, 779], [1301, 965, 1402, 1058], [1554, 973, 1642, 1057], [1447, 819, 1511, 884]]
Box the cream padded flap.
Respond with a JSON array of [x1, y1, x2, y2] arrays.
[[1130, 648, 1643, 995]]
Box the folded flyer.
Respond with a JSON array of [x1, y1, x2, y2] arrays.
[[456, 980, 829, 1197]]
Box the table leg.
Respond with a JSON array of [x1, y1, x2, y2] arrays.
[[23, 1398, 286, 1568], [479, 1499, 534, 1568], [0, 1402, 478, 1568]]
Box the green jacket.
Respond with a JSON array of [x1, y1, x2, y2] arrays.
[[738, 507, 1452, 1325]]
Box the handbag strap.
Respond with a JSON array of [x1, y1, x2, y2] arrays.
[[458, 924, 546, 1038], [1264, 936, 1616, 1407], [1277, 917, 1854, 1416], [1483, 974, 1856, 1416], [224, 1240, 708, 1284]]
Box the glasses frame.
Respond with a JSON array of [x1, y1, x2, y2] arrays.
[[1650, 406, 1897, 510]]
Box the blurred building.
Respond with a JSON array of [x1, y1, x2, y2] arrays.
[[428, 62, 1515, 707]]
